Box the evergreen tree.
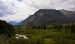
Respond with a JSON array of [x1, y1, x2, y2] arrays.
[[0, 20, 15, 38]]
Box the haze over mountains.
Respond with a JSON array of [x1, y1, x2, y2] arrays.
[[21, 9, 75, 26]]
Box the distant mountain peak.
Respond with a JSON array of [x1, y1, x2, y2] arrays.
[[9, 21, 21, 25], [21, 9, 66, 26], [20, 9, 75, 27]]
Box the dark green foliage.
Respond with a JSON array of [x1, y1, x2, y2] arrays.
[[0, 23, 75, 44], [0, 20, 15, 38], [1, 21, 75, 44], [63, 23, 75, 33], [70, 23, 75, 33]]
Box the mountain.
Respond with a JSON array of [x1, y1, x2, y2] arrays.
[[60, 9, 75, 22], [9, 21, 21, 25], [21, 9, 67, 27], [21, 9, 75, 27]]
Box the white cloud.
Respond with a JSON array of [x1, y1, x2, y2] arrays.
[[0, 0, 14, 17], [0, 0, 75, 22], [0, 0, 38, 22], [31, 0, 75, 10]]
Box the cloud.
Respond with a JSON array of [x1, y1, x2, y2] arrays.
[[22, 0, 75, 11], [0, 1, 14, 17], [0, 0, 75, 22], [0, 0, 38, 22]]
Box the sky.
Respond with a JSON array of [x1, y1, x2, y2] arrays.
[[0, 0, 75, 22]]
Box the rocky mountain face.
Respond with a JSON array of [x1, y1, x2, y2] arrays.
[[21, 9, 75, 27], [60, 9, 75, 22]]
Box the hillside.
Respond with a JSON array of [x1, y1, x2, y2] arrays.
[[21, 9, 67, 27], [60, 9, 75, 22]]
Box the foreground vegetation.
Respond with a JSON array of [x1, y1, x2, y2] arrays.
[[0, 20, 75, 44], [13, 23, 75, 44]]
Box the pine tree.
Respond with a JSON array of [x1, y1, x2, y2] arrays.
[[0, 20, 15, 38]]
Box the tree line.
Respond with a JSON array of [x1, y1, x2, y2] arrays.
[[23, 23, 75, 33], [0, 20, 15, 38]]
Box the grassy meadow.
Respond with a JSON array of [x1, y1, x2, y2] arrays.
[[0, 23, 75, 44]]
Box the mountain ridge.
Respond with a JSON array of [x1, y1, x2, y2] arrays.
[[11, 9, 75, 26], [21, 9, 67, 27]]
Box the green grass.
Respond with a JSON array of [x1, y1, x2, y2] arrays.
[[0, 28, 75, 44], [14, 28, 75, 44]]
